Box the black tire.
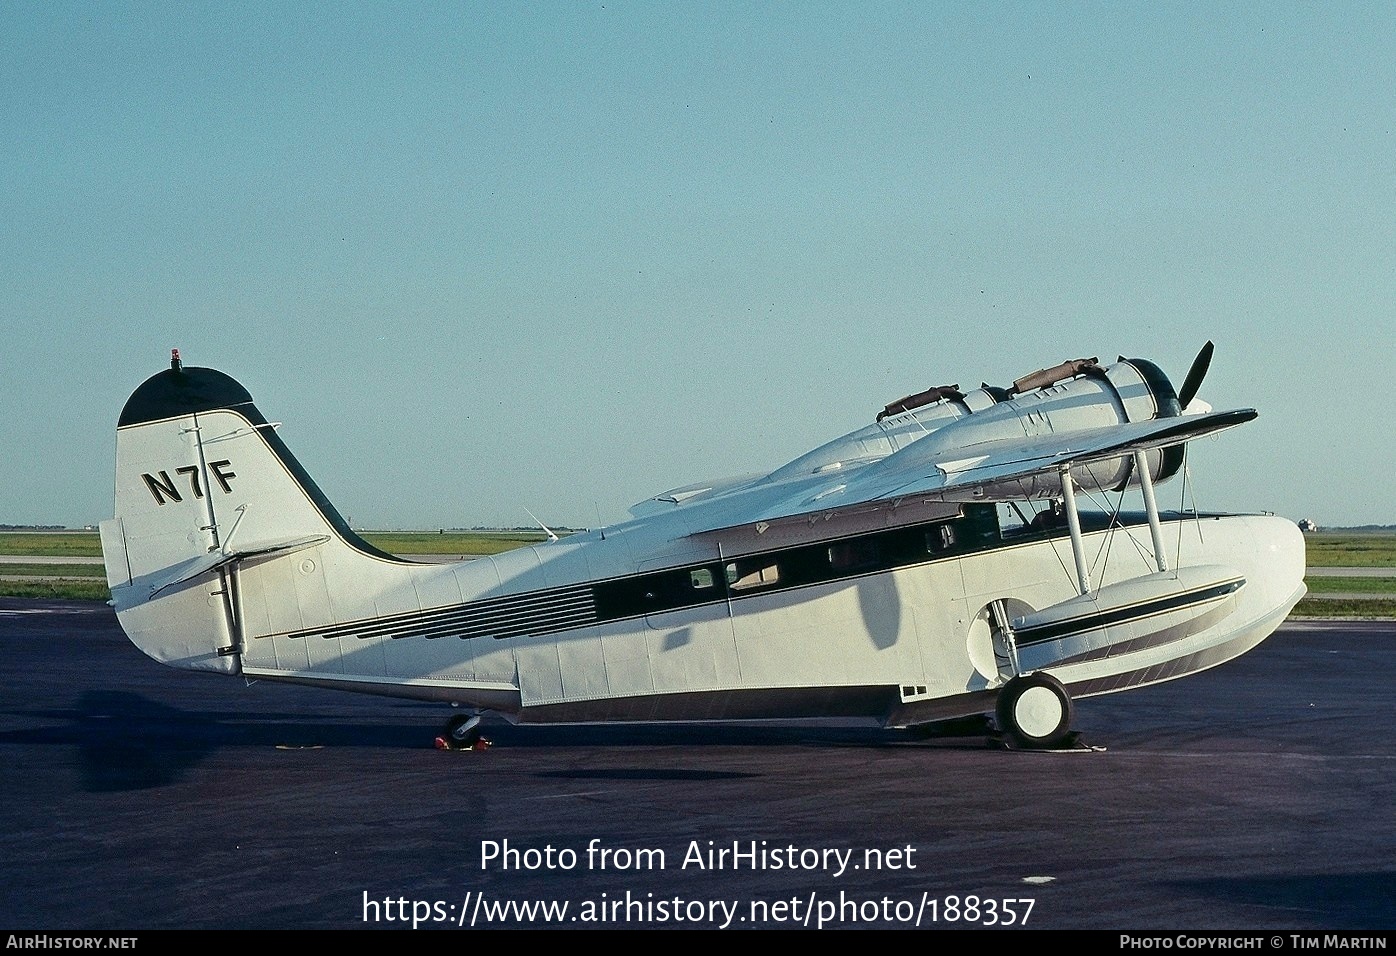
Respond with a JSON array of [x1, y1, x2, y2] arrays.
[[444, 713, 482, 750], [995, 672, 1074, 749]]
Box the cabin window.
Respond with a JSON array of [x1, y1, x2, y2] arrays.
[[690, 568, 715, 590], [926, 523, 956, 553], [828, 538, 879, 571], [726, 561, 780, 591], [960, 503, 1002, 545]]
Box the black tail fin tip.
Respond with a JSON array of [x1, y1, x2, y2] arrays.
[[118, 366, 256, 428], [115, 364, 404, 564]]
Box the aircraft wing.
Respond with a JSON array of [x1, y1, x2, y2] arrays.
[[688, 408, 1256, 533]]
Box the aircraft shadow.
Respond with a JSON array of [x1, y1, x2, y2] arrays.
[[477, 721, 955, 750], [0, 690, 430, 792], [0, 691, 1004, 793]]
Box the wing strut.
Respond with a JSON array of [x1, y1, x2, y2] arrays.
[[1059, 465, 1091, 595], [1134, 449, 1169, 573], [1058, 450, 1172, 598]]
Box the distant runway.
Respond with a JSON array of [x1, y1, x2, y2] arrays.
[[0, 556, 104, 565], [1, 599, 1392, 931], [1306, 567, 1396, 577]]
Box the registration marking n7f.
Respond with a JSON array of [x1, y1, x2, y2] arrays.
[[142, 460, 236, 504]]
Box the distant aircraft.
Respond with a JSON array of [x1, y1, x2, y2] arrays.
[[101, 345, 1305, 750]]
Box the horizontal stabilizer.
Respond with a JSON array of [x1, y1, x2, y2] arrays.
[[146, 534, 330, 597]]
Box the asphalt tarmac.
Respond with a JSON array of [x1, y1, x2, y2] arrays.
[[1, 599, 1392, 931]]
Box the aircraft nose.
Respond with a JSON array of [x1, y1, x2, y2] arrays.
[[1257, 515, 1308, 609]]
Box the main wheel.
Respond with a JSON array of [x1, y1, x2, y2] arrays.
[[443, 713, 482, 750], [995, 672, 1074, 749]]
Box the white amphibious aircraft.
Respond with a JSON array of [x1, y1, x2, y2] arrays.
[[102, 345, 1305, 750]]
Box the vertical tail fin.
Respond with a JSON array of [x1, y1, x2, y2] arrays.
[[102, 357, 404, 672]]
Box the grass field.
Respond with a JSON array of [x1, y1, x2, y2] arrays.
[[1304, 576, 1396, 594], [0, 532, 103, 557], [1302, 532, 1396, 568], [0, 530, 551, 558], [0, 530, 553, 604], [3, 530, 1393, 617], [361, 531, 551, 556], [0, 580, 111, 601], [8, 530, 1391, 562], [0, 563, 108, 578], [1292, 598, 1396, 618]]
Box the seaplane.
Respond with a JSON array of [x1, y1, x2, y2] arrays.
[[100, 344, 1306, 751]]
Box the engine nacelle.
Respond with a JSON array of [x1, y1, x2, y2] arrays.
[[904, 357, 1185, 501], [765, 356, 1185, 491]]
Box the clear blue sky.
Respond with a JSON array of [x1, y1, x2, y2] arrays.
[[3, 2, 1393, 529]]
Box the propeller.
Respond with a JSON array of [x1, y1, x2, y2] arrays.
[[1177, 340, 1214, 409]]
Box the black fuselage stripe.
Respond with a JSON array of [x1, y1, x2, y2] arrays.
[[268, 512, 1001, 641], [260, 510, 1238, 646], [297, 587, 595, 640], [1014, 579, 1244, 646]]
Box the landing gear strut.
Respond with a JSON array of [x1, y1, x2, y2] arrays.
[[995, 672, 1076, 750], [436, 713, 491, 752]]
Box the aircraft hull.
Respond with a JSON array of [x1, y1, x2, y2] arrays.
[[196, 511, 1304, 729]]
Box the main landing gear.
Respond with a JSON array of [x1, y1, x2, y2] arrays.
[[994, 672, 1078, 750], [436, 713, 491, 752]]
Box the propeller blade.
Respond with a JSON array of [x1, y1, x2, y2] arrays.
[[1178, 341, 1214, 408]]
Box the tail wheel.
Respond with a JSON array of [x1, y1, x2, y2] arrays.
[[996, 672, 1074, 749], [442, 713, 482, 750]]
